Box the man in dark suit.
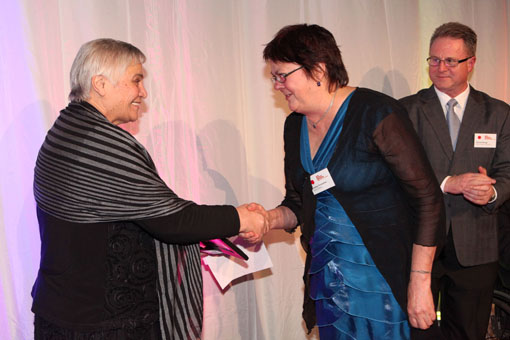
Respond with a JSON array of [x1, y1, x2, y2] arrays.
[[400, 22, 510, 340]]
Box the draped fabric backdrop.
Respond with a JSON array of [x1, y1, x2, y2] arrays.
[[0, 1, 508, 339]]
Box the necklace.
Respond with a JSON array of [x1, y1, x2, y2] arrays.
[[311, 89, 338, 128]]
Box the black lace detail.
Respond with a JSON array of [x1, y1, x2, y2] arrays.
[[104, 222, 159, 329], [34, 315, 161, 340]]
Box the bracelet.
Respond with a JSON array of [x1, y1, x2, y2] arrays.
[[411, 269, 431, 274]]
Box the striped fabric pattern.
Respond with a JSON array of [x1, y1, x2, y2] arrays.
[[34, 101, 203, 339], [156, 241, 203, 340]]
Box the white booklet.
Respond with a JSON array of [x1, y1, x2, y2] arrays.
[[201, 236, 273, 290]]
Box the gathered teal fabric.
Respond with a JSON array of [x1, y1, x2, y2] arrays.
[[300, 91, 410, 339]]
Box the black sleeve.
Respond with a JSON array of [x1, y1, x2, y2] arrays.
[[373, 109, 446, 247], [134, 204, 240, 244], [279, 114, 304, 231], [280, 159, 303, 229]]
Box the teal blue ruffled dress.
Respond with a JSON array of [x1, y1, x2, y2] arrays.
[[300, 91, 410, 339]]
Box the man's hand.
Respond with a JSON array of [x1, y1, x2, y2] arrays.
[[444, 166, 495, 205]]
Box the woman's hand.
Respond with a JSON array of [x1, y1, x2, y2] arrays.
[[238, 204, 299, 243], [407, 271, 435, 329], [236, 203, 269, 243], [407, 244, 436, 329]]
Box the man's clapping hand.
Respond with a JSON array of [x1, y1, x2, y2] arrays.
[[444, 166, 496, 205]]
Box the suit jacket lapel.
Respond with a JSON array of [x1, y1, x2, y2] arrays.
[[454, 86, 482, 155], [421, 87, 455, 160]]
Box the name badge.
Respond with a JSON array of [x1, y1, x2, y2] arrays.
[[474, 133, 497, 148], [310, 168, 335, 195]]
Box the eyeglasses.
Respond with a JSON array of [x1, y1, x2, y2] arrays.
[[426, 56, 473, 67], [271, 66, 303, 83]]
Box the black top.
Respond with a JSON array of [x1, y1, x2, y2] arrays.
[[280, 88, 445, 331], [32, 203, 239, 331]]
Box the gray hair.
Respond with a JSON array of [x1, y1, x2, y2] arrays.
[[430, 22, 477, 57], [69, 38, 146, 102]]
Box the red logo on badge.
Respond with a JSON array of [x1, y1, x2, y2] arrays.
[[311, 180, 315, 185]]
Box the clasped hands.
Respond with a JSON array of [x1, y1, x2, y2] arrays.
[[444, 166, 496, 205], [236, 203, 270, 243]]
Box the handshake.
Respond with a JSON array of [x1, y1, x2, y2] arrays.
[[236, 203, 271, 243]]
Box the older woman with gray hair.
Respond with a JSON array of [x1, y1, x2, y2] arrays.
[[32, 38, 266, 340]]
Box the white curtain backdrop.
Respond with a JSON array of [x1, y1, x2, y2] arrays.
[[0, 1, 508, 339]]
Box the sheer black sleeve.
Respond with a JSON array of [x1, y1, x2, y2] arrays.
[[279, 114, 305, 231], [373, 110, 445, 246]]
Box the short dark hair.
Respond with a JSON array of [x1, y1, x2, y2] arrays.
[[263, 24, 348, 92], [430, 22, 477, 57]]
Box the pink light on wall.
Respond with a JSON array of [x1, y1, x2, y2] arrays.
[[141, 0, 202, 202], [0, 1, 53, 339]]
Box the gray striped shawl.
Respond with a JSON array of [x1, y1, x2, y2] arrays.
[[34, 101, 203, 339]]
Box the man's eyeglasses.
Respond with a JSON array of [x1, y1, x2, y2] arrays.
[[271, 66, 304, 83], [426, 56, 473, 67]]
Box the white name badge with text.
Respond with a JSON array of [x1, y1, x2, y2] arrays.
[[474, 133, 497, 148], [311, 168, 335, 195]]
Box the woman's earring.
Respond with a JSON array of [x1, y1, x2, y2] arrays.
[[317, 81, 321, 86]]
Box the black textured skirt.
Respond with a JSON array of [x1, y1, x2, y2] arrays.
[[34, 315, 162, 340]]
